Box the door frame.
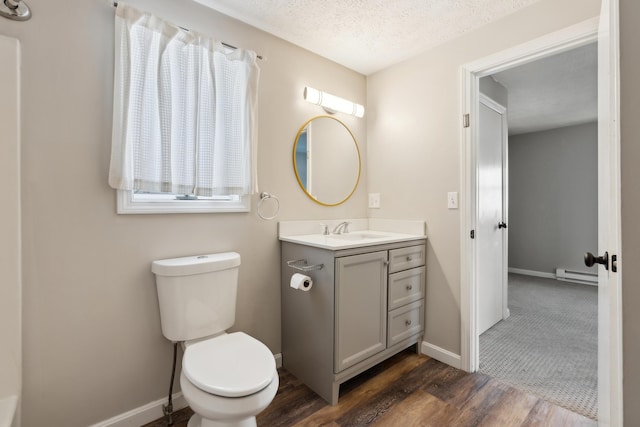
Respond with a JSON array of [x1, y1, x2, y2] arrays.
[[459, 11, 622, 425]]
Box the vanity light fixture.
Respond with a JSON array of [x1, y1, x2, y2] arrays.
[[303, 86, 365, 118]]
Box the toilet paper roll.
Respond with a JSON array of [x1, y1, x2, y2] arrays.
[[290, 273, 313, 291]]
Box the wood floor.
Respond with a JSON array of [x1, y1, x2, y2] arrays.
[[143, 348, 595, 427]]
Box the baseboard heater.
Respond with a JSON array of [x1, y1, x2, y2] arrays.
[[555, 268, 598, 285]]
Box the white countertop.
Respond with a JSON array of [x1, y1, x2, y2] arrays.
[[279, 230, 426, 250]]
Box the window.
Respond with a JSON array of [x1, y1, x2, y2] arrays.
[[109, 4, 259, 214]]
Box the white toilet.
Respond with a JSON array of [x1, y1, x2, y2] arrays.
[[152, 252, 278, 427]]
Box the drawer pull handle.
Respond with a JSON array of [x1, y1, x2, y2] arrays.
[[405, 319, 412, 326], [406, 284, 413, 291], [406, 256, 413, 261]]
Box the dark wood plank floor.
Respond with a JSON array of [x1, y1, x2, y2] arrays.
[[143, 349, 595, 427]]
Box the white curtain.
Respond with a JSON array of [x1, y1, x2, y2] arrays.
[[109, 3, 260, 196]]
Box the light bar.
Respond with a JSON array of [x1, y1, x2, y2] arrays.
[[303, 86, 365, 118]]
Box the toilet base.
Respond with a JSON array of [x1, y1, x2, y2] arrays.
[[187, 413, 257, 427]]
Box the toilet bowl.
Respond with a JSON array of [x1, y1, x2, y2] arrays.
[[180, 372, 279, 427], [180, 332, 278, 427], [151, 253, 278, 427]]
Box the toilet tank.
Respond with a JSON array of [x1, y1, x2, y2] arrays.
[[152, 252, 241, 342]]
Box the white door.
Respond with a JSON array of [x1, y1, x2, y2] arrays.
[[477, 95, 508, 335], [594, 0, 623, 424]]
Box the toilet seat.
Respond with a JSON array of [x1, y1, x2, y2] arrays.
[[183, 332, 276, 398]]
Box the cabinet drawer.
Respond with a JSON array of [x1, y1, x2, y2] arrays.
[[387, 300, 424, 347], [388, 267, 425, 310], [389, 245, 425, 273]]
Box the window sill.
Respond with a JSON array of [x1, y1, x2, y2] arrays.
[[116, 190, 250, 214]]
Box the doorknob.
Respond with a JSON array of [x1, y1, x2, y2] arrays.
[[584, 251, 609, 270], [498, 221, 507, 229]]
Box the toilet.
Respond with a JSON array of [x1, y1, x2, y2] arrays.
[[152, 252, 278, 427]]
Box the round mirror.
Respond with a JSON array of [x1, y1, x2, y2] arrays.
[[293, 116, 361, 206]]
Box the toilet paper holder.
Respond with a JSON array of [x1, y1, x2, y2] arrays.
[[287, 259, 324, 272]]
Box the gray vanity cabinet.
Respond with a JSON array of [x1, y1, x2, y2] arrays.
[[335, 251, 388, 372], [281, 239, 426, 405]]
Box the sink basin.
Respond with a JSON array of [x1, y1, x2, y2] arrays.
[[329, 232, 391, 241]]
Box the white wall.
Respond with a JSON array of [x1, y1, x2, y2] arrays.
[[508, 123, 598, 275], [0, 1, 366, 425], [366, 0, 600, 356], [0, 34, 22, 409]]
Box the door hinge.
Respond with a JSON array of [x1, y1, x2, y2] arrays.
[[470, 229, 475, 239], [463, 114, 470, 128]]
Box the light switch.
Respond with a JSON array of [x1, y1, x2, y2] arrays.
[[368, 193, 381, 209], [447, 192, 458, 209]]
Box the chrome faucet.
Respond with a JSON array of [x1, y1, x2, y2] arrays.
[[332, 221, 351, 235]]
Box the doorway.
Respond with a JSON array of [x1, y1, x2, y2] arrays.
[[460, 6, 622, 426], [477, 43, 599, 419]]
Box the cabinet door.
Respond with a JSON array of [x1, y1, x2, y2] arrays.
[[335, 251, 388, 373]]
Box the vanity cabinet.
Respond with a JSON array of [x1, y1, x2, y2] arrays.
[[281, 239, 426, 405]]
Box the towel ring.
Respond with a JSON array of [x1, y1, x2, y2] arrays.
[[257, 192, 280, 220]]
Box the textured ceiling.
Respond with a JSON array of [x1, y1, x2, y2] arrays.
[[492, 43, 597, 135], [192, 0, 594, 134], [193, 0, 542, 75]]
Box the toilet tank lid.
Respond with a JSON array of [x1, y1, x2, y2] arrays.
[[152, 252, 240, 277]]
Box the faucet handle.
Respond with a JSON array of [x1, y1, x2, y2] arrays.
[[344, 222, 351, 233], [320, 223, 329, 235]]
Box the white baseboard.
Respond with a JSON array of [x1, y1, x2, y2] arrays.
[[508, 267, 556, 279], [555, 268, 598, 286], [0, 395, 18, 427], [89, 392, 188, 427], [421, 341, 462, 370]]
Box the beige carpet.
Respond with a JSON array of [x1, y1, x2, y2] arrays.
[[479, 273, 597, 420]]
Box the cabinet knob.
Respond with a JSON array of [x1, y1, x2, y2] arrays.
[[406, 256, 413, 262], [406, 284, 413, 291], [405, 319, 412, 326]]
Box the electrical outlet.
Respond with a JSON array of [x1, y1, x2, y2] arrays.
[[447, 192, 458, 209], [368, 193, 381, 209]]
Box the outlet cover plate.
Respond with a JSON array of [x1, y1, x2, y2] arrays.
[[369, 193, 381, 209]]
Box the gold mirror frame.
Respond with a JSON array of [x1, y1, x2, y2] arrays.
[[292, 115, 362, 207]]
